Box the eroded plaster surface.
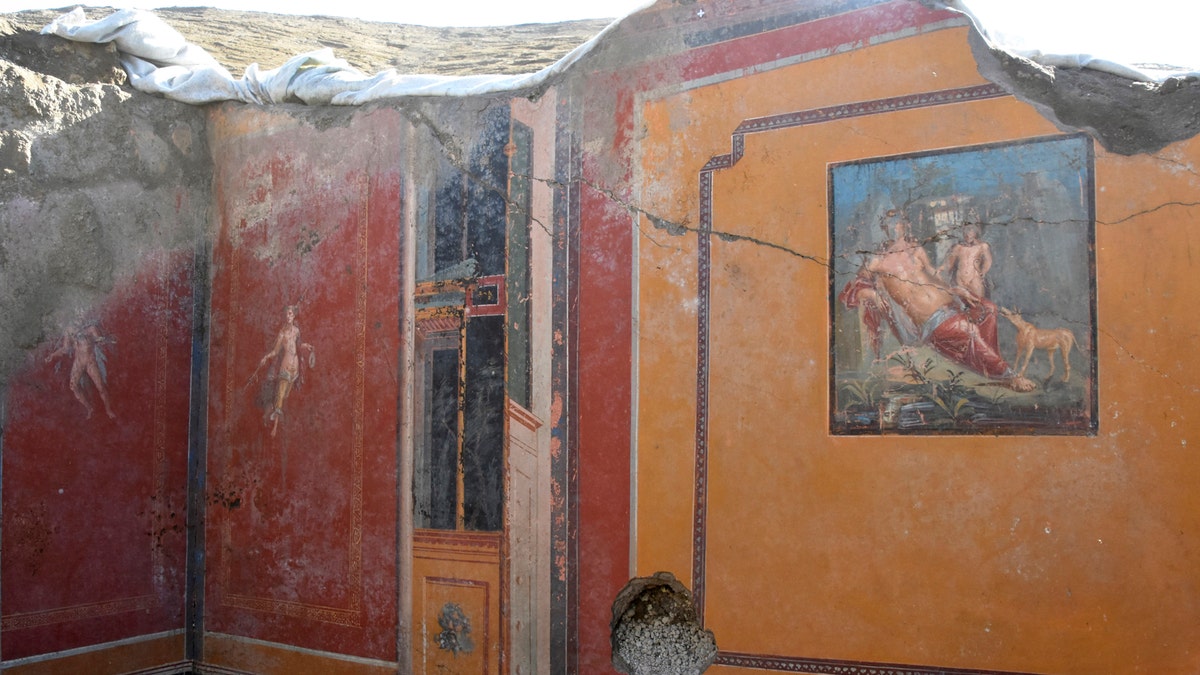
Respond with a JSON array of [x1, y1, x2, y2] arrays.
[[0, 28, 209, 389]]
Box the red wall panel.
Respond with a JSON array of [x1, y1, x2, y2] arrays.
[[2, 251, 194, 660], [575, 182, 633, 675], [205, 107, 402, 662]]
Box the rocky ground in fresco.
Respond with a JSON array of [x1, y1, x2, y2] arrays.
[[4, 6, 612, 77]]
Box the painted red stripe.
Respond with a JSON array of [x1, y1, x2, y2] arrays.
[[575, 181, 633, 674]]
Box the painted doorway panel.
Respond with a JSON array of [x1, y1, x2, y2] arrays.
[[412, 530, 502, 675], [407, 101, 512, 674]]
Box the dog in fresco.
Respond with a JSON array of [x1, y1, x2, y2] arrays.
[[999, 307, 1077, 383]]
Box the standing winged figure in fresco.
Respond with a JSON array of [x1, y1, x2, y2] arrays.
[[839, 209, 1035, 392], [45, 315, 117, 419], [937, 223, 993, 300], [250, 304, 316, 437]]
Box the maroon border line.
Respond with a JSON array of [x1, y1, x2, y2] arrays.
[[693, 169, 714, 625], [717, 651, 1044, 674]]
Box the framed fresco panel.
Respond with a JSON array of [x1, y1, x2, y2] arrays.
[[829, 134, 1096, 435]]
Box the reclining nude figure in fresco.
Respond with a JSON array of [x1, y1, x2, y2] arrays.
[[254, 304, 315, 437], [839, 210, 1035, 392]]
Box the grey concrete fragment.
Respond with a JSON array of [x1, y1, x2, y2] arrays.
[[611, 571, 718, 675], [967, 28, 1200, 156]]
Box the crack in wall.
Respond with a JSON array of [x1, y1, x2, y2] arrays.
[[1097, 201, 1200, 226], [400, 105, 560, 245], [1097, 326, 1200, 396], [1147, 152, 1200, 179], [572, 184, 1200, 399], [391, 105, 1198, 302]]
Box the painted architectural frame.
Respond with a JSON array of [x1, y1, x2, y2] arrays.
[[830, 133, 1097, 435]]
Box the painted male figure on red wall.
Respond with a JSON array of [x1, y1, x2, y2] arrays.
[[43, 313, 118, 420]]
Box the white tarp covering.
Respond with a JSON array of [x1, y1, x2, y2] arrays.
[[941, 0, 1197, 82], [40, 2, 1196, 107], [40, 5, 647, 105]]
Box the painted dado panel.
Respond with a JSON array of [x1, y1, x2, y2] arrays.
[[2, 251, 194, 662], [630, 11, 1200, 675], [204, 106, 402, 663], [411, 530, 502, 675]]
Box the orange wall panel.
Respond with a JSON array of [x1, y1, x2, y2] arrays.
[[630, 16, 1200, 675], [411, 530, 503, 675]]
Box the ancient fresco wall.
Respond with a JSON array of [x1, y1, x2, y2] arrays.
[[508, 92, 558, 675], [406, 99, 515, 675], [1, 252, 195, 669], [0, 34, 208, 671], [203, 105, 403, 669], [5, 2, 1200, 674], [615, 4, 1200, 675], [201, 97, 534, 674]]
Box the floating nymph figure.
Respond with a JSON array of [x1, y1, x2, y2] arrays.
[[45, 315, 117, 419], [252, 304, 316, 437]]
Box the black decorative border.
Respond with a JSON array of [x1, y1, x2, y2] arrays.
[[186, 241, 212, 661], [682, 0, 890, 49], [692, 83, 1049, 675], [549, 88, 582, 675], [692, 169, 714, 626]]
